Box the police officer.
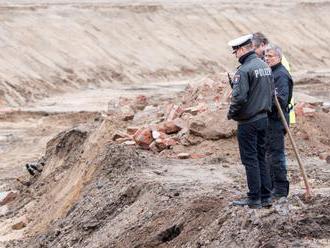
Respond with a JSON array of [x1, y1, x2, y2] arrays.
[[227, 34, 273, 208], [264, 44, 293, 198]]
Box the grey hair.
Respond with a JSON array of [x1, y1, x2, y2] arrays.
[[265, 43, 283, 59]]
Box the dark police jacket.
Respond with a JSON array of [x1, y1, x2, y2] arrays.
[[269, 62, 293, 121], [228, 51, 273, 123]]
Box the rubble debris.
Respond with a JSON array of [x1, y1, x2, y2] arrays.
[[133, 105, 161, 125], [127, 126, 140, 135], [134, 95, 148, 111], [112, 131, 131, 141], [152, 130, 161, 139], [115, 137, 133, 143], [189, 110, 236, 140], [183, 106, 199, 116], [112, 80, 236, 153], [120, 105, 135, 121], [177, 153, 190, 159], [133, 127, 153, 149], [122, 140, 136, 146], [190, 153, 207, 159], [165, 104, 184, 121], [155, 137, 177, 151], [156, 120, 182, 134], [179, 134, 203, 146], [295, 102, 320, 116], [149, 141, 159, 153]]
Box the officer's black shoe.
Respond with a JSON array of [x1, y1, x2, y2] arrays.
[[232, 198, 261, 209], [261, 197, 272, 208], [272, 191, 288, 199]]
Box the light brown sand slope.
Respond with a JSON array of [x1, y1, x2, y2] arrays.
[[0, 0, 330, 106]]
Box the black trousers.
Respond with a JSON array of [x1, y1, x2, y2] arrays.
[[266, 118, 289, 196], [237, 117, 272, 200]]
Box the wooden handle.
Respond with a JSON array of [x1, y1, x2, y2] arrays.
[[274, 96, 312, 198]]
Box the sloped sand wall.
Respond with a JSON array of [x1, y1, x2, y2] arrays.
[[0, 1, 329, 106]]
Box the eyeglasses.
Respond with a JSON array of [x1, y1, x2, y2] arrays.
[[264, 54, 277, 58]]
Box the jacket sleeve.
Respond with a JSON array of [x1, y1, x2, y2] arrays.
[[227, 70, 249, 119], [274, 72, 290, 109]]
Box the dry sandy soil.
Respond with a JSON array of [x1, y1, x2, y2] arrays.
[[1, 1, 330, 247]]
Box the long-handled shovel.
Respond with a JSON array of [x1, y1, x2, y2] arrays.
[[274, 96, 312, 199]]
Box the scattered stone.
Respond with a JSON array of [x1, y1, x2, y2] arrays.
[[149, 141, 160, 153], [12, 221, 26, 230], [189, 110, 236, 140], [120, 105, 135, 121], [112, 131, 130, 141], [180, 134, 203, 146], [183, 106, 200, 116], [133, 128, 153, 149], [127, 126, 140, 135], [115, 137, 132, 143], [177, 153, 190, 159], [123, 140, 136, 146], [152, 130, 161, 139], [165, 104, 184, 121], [155, 138, 177, 151], [191, 153, 207, 159], [157, 121, 181, 134]]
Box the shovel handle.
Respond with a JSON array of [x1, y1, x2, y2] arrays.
[[274, 96, 312, 198]]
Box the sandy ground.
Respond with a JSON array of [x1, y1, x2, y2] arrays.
[[0, 0, 330, 247], [1, 0, 330, 106]]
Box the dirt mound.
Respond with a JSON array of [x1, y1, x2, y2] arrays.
[[0, 109, 329, 248], [5, 139, 330, 247]]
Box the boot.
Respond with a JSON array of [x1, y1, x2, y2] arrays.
[[232, 197, 261, 209], [261, 197, 272, 208]]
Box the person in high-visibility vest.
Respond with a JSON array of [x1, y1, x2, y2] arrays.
[[252, 32, 295, 125]]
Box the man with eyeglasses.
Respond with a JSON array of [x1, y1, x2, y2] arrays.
[[252, 32, 296, 125], [264, 44, 293, 198], [227, 34, 273, 208]]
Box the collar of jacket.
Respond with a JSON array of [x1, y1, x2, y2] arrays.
[[271, 62, 282, 71], [238, 51, 256, 64]]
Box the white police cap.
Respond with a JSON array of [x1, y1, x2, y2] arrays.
[[228, 34, 253, 50]]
